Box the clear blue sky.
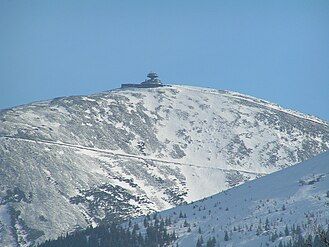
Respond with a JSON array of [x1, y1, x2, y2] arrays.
[[0, 0, 328, 120]]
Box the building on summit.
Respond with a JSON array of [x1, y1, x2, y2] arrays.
[[121, 72, 166, 88]]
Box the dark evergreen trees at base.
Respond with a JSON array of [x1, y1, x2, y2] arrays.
[[38, 221, 176, 247]]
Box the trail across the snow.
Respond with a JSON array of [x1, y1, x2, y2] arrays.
[[1, 135, 267, 176]]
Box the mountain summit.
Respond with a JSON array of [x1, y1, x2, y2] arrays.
[[0, 85, 328, 246]]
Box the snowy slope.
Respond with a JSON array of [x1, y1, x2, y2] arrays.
[[130, 151, 329, 246], [0, 85, 328, 246]]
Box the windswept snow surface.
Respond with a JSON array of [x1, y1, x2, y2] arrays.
[[130, 151, 329, 247], [0, 85, 328, 246]]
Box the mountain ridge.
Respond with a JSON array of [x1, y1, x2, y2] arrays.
[[126, 150, 329, 246], [3, 85, 327, 125]]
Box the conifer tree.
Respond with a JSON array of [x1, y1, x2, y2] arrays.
[[224, 230, 229, 241], [285, 225, 289, 236]]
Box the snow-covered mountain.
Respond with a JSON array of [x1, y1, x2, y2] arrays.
[[129, 150, 329, 246], [0, 85, 328, 246]]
